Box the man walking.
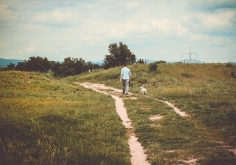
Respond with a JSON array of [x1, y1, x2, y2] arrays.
[[120, 62, 131, 95]]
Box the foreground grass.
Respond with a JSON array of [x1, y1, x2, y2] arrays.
[[0, 71, 131, 165], [73, 63, 236, 164], [125, 96, 235, 164]]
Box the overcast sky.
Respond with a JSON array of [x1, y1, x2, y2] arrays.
[[0, 0, 236, 63]]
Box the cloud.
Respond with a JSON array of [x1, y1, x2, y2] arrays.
[[32, 8, 79, 26], [198, 11, 234, 28], [181, 11, 235, 36], [230, 12, 236, 25], [149, 19, 188, 36], [25, 47, 35, 52], [0, 4, 17, 21], [126, 2, 139, 9], [0, 41, 8, 48], [189, 0, 236, 11], [0, 0, 236, 63], [108, 18, 188, 40]]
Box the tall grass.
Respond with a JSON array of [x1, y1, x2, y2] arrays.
[[0, 71, 131, 165]]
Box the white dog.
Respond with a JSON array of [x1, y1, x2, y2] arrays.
[[140, 86, 147, 95]]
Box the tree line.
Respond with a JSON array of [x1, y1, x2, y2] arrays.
[[2, 42, 150, 77]]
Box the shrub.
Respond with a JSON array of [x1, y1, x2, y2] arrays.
[[226, 62, 233, 67], [149, 63, 157, 72]]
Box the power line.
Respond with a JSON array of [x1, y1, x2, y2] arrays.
[[199, 56, 236, 59], [182, 46, 198, 63]]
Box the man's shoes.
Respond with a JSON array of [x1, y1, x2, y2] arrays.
[[122, 91, 128, 95]]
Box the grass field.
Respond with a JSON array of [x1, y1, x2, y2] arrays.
[[0, 71, 131, 165], [73, 63, 236, 164], [1, 62, 236, 164]]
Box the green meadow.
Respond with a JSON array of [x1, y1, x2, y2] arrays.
[[1, 62, 236, 164], [0, 71, 130, 165], [73, 63, 236, 164]]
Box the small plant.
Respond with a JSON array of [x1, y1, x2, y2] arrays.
[[149, 63, 157, 72], [231, 72, 236, 78], [181, 73, 194, 78], [226, 62, 233, 67]]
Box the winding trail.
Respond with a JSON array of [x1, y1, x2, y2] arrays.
[[161, 100, 188, 117], [78, 82, 150, 165]]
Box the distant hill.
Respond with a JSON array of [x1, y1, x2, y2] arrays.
[[1, 57, 234, 68], [138, 59, 205, 64], [92, 60, 103, 65], [0, 58, 104, 67], [178, 59, 205, 64], [0, 58, 24, 67], [144, 59, 157, 64]]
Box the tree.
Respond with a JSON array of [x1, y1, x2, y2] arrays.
[[103, 54, 116, 69], [103, 42, 136, 69], [50, 61, 62, 77], [59, 57, 88, 77], [86, 61, 93, 72], [92, 63, 102, 71], [15, 61, 27, 71], [60, 57, 76, 76], [137, 58, 145, 64], [74, 58, 86, 74], [24, 56, 51, 72], [7, 62, 15, 70]]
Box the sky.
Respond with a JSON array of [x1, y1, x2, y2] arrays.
[[0, 0, 236, 63]]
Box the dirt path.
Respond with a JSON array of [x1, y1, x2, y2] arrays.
[[78, 82, 150, 165], [161, 100, 188, 117], [149, 97, 189, 117]]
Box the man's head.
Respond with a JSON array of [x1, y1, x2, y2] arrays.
[[123, 62, 127, 66]]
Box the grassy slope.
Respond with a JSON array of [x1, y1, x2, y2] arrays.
[[72, 63, 236, 164], [0, 71, 131, 165]]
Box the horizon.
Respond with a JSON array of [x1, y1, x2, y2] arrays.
[[1, 57, 236, 67], [0, 0, 236, 63]]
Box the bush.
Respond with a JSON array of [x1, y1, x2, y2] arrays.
[[226, 62, 233, 67], [149, 63, 157, 72]]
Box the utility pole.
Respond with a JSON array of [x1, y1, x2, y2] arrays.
[[182, 47, 198, 63]]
